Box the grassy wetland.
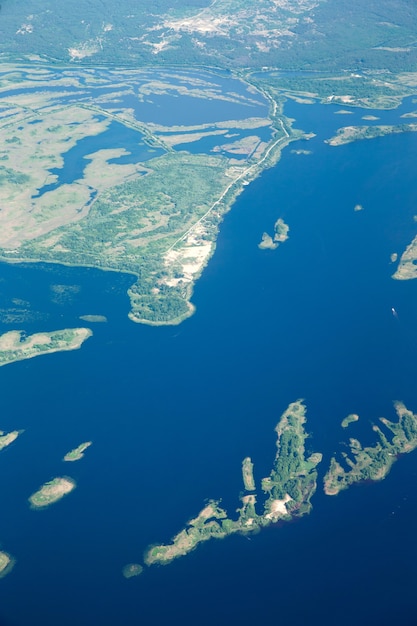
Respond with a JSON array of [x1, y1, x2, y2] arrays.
[[0, 66, 303, 326]]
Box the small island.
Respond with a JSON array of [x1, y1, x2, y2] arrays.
[[341, 413, 359, 428], [29, 477, 76, 509], [142, 400, 322, 567], [63, 441, 92, 462], [324, 401, 417, 495], [79, 315, 107, 323], [0, 328, 92, 367], [0, 551, 15, 578], [0, 429, 23, 450], [122, 564, 143, 578], [242, 457, 256, 491], [258, 218, 290, 250]]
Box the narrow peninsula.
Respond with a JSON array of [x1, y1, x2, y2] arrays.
[[142, 401, 321, 568], [63, 441, 92, 462], [324, 402, 417, 495], [29, 477, 76, 509], [0, 328, 92, 367]]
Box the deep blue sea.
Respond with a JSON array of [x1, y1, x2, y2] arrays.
[[1, 95, 417, 626]]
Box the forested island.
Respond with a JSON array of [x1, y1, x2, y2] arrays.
[[324, 402, 417, 495], [0, 329, 92, 367], [142, 401, 322, 567]]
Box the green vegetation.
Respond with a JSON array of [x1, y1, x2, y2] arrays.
[[326, 123, 417, 146], [1, 0, 417, 74], [122, 564, 143, 578], [63, 441, 92, 462], [324, 402, 417, 495], [142, 400, 321, 567], [0, 429, 23, 450], [0, 328, 92, 367], [0, 66, 306, 325], [341, 414, 359, 428], [258, 218, 289, 250], [250, 70, 417, 112], [29, 477, 76, 509], [0, 552, 15, 578], [242, 457, 256, 491]]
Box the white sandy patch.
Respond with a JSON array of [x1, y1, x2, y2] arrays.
[[164, 240, 212, 285], [265, 494, 292, 520]]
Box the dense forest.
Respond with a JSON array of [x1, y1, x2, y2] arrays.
[[1, 0, 417, 73]]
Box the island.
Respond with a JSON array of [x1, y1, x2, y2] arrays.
[[79, 315, 107, 323], [122, 564, 143, 578], [242, 457, 256, 491], [142, 401, 322, 567], [258, 218, 290, 250], [63, 441, 92, 462], [0, 551, 15, 578], [0, 329, 92, 367], [325, 123, 417, 146], [29, 477, 76, 509], [341, 413, 359, 428], [324, 402, 417, 495], [0, 429, 23, 450]]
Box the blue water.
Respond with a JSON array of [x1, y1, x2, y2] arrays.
[[102, 90, 266, 126], [1, 67, 268, 128], [173, 125, 274, 158], [35, 121, 162, 197], [1, 97, 417, 625]]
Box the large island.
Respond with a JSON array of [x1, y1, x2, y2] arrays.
[[143, 401, 322, 567], [0, 328, 92, 367]]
